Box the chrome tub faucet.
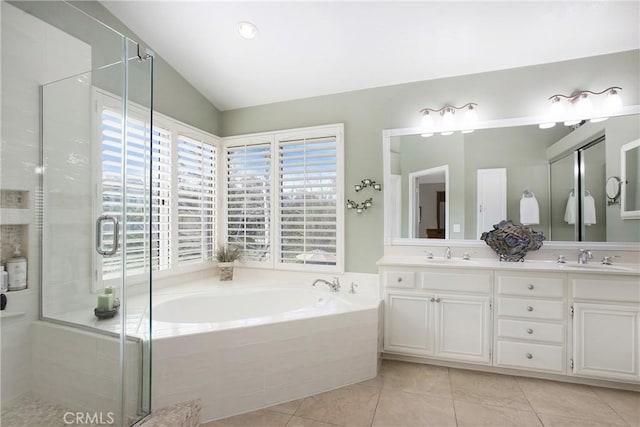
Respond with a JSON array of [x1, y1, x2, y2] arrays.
[[312, 277, 341, 292]]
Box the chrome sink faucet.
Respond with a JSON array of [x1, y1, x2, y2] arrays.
[[312, 277, 341, 292], [578, 249, 593, 265], [444, 246, 452, 260]]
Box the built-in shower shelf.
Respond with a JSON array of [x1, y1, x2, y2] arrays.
[[0, 311, 26, 320], [0, 208, 32, 225]]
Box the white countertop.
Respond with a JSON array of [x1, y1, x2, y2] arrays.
[[377, 256, 640, 276]]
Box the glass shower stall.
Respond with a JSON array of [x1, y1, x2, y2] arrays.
[[2, 2, 153, 425]]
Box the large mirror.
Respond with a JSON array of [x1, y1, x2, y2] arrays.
[[384, 113, 640, 243]]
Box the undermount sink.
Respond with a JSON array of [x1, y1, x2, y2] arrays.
[[424, 258, 482, 266]]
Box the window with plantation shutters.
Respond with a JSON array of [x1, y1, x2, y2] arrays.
[[225, 142, 272, 263], [96, 90, 218, 288], [223, 124, 343, 272], [278, 135, 338, 267], [177, 134, 216, 265]]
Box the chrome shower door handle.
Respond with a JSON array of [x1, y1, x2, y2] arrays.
[[96, 215, 119, 256]]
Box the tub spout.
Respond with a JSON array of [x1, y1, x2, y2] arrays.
[[312, 277, 341, 292]]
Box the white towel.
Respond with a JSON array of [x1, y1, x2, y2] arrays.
[[564, 192, 576, 224], [520, 194, 540, 225], [584, 194, 596, 225]]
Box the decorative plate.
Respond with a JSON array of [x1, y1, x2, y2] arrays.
[[480, 220, 545, 262]]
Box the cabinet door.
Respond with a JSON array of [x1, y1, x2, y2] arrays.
[[385, 294, 434, 356], [435, 295, 492, 364], [573, 303, 640, 382]]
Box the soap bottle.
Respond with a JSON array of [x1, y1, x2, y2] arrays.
[[0, 265, 8, 292], [7, 245, 27, 291]]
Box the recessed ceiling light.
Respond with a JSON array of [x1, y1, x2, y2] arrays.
[[237, 22, 258, 40]]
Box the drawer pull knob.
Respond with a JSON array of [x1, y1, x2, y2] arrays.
[[397, 277, 403, 282], [430, 297, 435, 302], [527, 328, 533, 334], [527, 284, 535, 290], [527, 306, 534, 312], [435, 298, 441, 303], [526, 353, 533, 359]]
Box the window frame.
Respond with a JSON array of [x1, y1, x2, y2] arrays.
[[92, 89, 220, 291], [222, 124, 345, 273]]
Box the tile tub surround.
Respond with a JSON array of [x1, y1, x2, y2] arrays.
[[149, 274, 381, 422], [203, 359, 640, 427]]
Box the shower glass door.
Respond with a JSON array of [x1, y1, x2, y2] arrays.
[[41, 38, 152, 425]]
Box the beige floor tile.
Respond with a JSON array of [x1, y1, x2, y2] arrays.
[[295, 384, 379, 427], [380, 360, 452, 398], [203, 408, 291, 427], [372, 388, 456, 427], [358, 374, 383, 389], [454, 400, 542, 427], [286, 416, 339, 427], [591, 386, 640, 427], [517, 377, 628, 425], [537, 412, 631, 427], [270, 399, 305, 415], [450, 368, 532, 411]]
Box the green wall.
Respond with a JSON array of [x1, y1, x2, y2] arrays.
[[10, 1, 221, 135], [222, 50, 640, 273]]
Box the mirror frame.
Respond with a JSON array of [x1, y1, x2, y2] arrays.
[[382, 106, 640, 250], [621, 138, 640, 219]]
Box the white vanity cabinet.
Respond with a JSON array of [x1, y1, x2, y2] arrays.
[[494, 272, 567, 374], [383, 268, 493, 365], [570, 274, 640, 383]]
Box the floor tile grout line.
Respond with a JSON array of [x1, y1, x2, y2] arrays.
[[513, 375, 545, 426], [447, 368, 460, 427], [369, 378, 384, 427], [587, 385, 633, 427]]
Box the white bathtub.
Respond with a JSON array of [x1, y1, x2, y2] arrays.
[[150, 283, 381, 422]]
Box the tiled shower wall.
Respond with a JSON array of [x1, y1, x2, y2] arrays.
[[0, 2, 91, 408]]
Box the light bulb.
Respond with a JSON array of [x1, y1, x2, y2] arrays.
[[421, 133, 434, 138], [542, 96, 564, 128], [461, 129, 474, 134], [463, 105, 478, 128], [604, 88, 623, 114], [356, 208, 363, 214], [421, 112, 434, 129], [354, 184, 362, 191], [575, 94, 593, 118], [237, 22, 258, 40], [441, 108, 455, 128], [539, 122, 556, 129], [440, 131, 454, 136]]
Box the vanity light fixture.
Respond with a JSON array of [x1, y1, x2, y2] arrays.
[[347, 198, 373, 214], [237, 21, 258, 40], [354, 178, 382, 192], [539, 87, 622, 129], [420, 103, 478, 137]]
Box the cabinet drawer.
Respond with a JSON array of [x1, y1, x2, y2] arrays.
[[421, 271, 492, 294], [497, 297, 564, 320], [385, 271, 415, 289], [497, 274, 565, 298], [496, 340, 564, 373], [496, 319, 564, 344], [572, 276, 640, 303]]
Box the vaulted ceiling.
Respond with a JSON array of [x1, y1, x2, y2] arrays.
[[102, 1, 640, 111]]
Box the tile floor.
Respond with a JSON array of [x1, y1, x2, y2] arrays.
[[202, 359, 640, 427]]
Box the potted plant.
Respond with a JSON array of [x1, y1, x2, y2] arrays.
[[216, 245, 242, 281]]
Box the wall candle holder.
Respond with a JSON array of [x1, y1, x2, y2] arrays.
[[347, 198, 373, 214], [348, 178, 382, 214]]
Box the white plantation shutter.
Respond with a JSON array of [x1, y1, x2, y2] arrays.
[[150, 126, 172, 271], [226, 143, 272, 263], [177, 134, 216, 264], [101, 108, 167, 279], [278, 135, 338, 266], [98, 93, 216, 285]]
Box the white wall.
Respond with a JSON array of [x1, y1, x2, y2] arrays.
[[0, 2, 91, 408]]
